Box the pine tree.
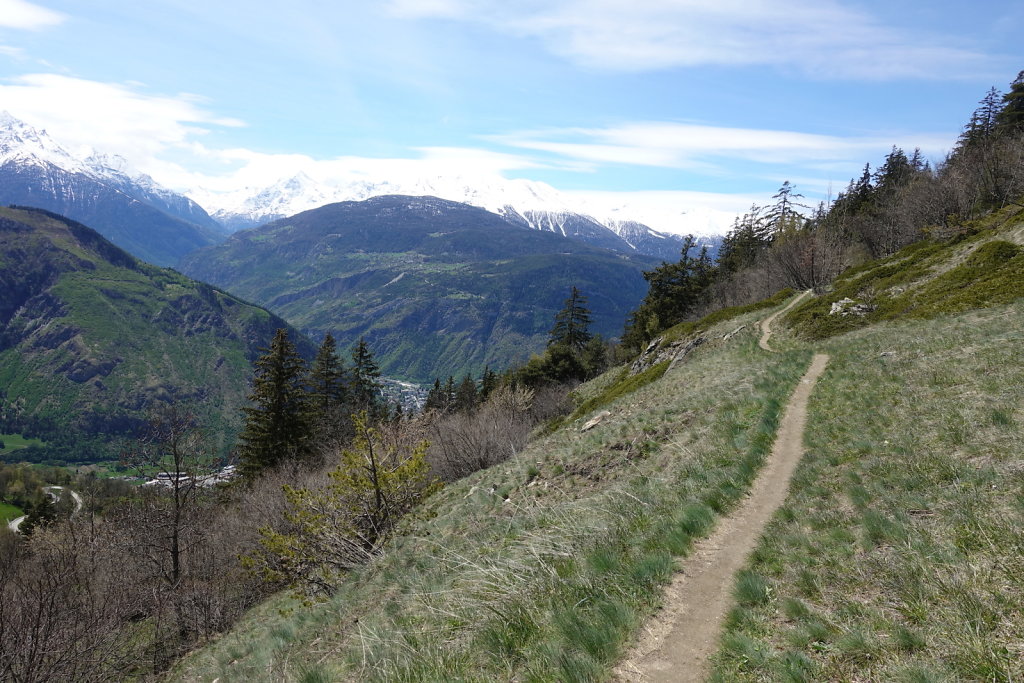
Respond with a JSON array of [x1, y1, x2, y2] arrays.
[[479, 366, 499, 400], [308, 333, 350, 440], [454, 374, 478, 413], [442, 376, 456, 412], [238, 328, 311, 477], [959, 87, 1003, 148], [718, 205, 771, 275], [767, 181, 808, 233], [623, 235, 716, 349], [423, 378, 445, 413], [350, 337, 383, 415], [996, 70, 1024, 136], [548, 286, 593, 351]]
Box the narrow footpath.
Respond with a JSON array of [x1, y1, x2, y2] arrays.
[[616, 291, 828, 682]]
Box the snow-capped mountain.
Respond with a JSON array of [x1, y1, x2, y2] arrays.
[[0, 112, 224, 266], [191, 171, 710, 261]]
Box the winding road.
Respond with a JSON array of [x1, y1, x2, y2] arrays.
[[6, 485, 84, 533]]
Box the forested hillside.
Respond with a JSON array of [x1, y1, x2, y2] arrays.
[[180, 195, 658, 381], [0, 206, 311, 464]]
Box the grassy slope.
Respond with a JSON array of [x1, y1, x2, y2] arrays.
[[0, 433, 46, 454], [171, 302, 811, 682], [0, 501, 23, 523], [709, 302, 1024, 682], [172, 210, 1024, 682], [0, 206, 310, 457]]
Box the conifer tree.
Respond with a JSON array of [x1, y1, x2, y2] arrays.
[[623, 236, 716, 349], [766, 180, 808, 233], [238, 329, 311, 477], [454, 374, 478, 413], [423, 378, 445, 413], [308, 333, 349, 440], [548, 286, 593, 351], [479, 366, 499, 400], [350, 337, 383, 415], [442, 376, 456, 412], [996, 71, 1024, 136], [959, 87, 1003, 148]]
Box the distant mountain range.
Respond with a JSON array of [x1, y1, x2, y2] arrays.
[[0, 205, 311, 461], [190, 170, 717, 262], [0, 112, 225, 267], [0, 112, 720, 266], [180, 195, 661, 382]]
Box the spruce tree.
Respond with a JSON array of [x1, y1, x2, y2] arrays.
[[454, 374, 478, 413], [479, 366, 499, 401], [548, 286, 593, 351], [622, 236, 716, 350], [308, 333, 349, 439], [996, 71, 1024, 136], [350, 337, 383, 415], [442, 376, 456, 413], [959, 87, 1003, 148], [424, 378, 445, 413], [238, 328, 311, 477]]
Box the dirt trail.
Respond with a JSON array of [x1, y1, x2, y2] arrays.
[[615, 295, 827, 681], [759, 289, 812, 351]]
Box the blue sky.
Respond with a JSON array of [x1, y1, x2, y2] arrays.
[[0, 0, 1021, 233]]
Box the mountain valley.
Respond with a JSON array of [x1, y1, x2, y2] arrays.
[[180, 195, 660, 382]]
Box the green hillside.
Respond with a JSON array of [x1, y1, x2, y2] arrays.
[[169, 208, 1024, 681], [0, 206, 312, 463], [179, 195, 660, 382]]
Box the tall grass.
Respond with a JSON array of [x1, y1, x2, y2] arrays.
[[169, 303, 811, 682], [710, 300, 1024, 681]]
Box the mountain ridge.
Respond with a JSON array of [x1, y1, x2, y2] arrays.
[[0, 205, 312, 462], [179, 195, 660, 382], [190, 170, 717, 261], [0, 112, 225, 266]]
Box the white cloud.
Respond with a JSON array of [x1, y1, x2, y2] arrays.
[[0, 73, 243, 178], [566, 188, 763, 236], [492, 121, 953, 171], [0, 0, 65, 30], [386, 0, 995, 79]]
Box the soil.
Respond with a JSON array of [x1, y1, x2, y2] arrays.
[[759, 289, 812, 351], [614, 294, 827, 682]]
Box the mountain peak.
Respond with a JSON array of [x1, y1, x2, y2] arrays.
[[0, 111, 87, 172]]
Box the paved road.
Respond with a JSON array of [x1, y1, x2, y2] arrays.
[[6, 485, 83, 533]]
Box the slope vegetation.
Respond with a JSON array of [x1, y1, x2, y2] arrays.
[[0, 206, 310, 463], [171, 208, 1023, 681]]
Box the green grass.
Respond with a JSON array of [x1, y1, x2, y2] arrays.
[[0, 501, 24, 523], [0, 433, 46, 454], [786, 206, 1024, 340], [660, 287, 796, 345], [170, 223, 1024, 682], [169, 302, 811, 682], [561, 288, 802, 428], [709, 300, 1024, 682]]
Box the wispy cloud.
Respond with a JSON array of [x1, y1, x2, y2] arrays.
[[387, 0, 996, 79], [0, 0, 66, 30], [491, 121, 953, 171], [0, 45, 26, 59]]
